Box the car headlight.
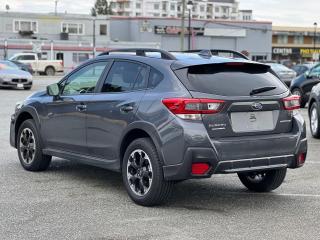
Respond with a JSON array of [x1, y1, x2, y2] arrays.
[[15, 101, 23, 112]]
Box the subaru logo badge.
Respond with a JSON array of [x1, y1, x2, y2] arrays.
[[251, 102, 263, 111]]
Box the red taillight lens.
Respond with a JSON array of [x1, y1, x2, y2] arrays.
[[191, 163, 210, 175], [297, 153, 306, 166], [162, 98, 224, 120], [283, 95, 300, 111]]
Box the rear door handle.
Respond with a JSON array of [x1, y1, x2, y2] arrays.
[[121, 105, 134, 113], [76, 104, 87, 112]]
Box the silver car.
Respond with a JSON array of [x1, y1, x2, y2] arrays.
[[0, 61, 33, 90], [267, 63, 297, 87]]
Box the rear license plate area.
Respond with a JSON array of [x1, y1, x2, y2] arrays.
[[231, 111, 275, 133]]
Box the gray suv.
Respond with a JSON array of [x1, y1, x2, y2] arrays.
[[10, 49, 307, 206]]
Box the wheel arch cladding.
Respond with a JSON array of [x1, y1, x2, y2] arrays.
[[14, 108, 40, 147], [119, 127, 163, 172]]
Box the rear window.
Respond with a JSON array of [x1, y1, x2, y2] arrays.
[[177, 63, 288, 96]]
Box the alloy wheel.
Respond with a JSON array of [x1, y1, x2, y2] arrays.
[[126, 149, 153, 196], [311, 107, 319, 135], [19, 128, 36, 164]]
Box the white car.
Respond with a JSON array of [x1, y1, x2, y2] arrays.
[[0, 61, 33, 90], [10, 53, 64, 76]]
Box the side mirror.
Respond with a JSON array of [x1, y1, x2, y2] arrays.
[[47, 83, 60, 97], [305, 70, 311, 78]]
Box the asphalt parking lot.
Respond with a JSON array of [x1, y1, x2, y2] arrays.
[[0, 77, 320, 240]]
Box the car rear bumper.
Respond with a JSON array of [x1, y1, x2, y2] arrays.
[[163, 114, 307, 181]]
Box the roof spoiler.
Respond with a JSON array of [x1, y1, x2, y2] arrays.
[[182, 49, 249, 60]]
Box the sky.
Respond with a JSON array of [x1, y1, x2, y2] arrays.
[[0, 0, 319, 27]]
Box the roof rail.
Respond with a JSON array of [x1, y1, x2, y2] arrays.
[[98, 48, 177, 60], [183, 49, 249, 60]]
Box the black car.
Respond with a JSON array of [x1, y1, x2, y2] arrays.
[[292, 64, 314, 77], [290, 63, 320, 107], [10, 48, 307, 206], [10, 60, 33, 74], [308, 83, 320, 138]]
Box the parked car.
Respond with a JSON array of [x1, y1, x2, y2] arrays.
[[266, 63, 297, 86], [9, 53, 64, 76], [0, 60, 33, 90], [290, 63, 320, 108], [10, 49, 307, 206], [291, 64, 315, 77], [308, 83, 320, 138], [10, 60, 34, 74]]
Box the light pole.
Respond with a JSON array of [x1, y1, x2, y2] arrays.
[[93, 17, 96, 57], [314, 22, 318, 62], [187, 1, 193, 51]]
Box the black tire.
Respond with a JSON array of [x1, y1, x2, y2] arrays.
[[238, 168, 287, 192], [122, 138, 173, 206], [291, 88, 306, 108], [17, 119, 52, 171], [309, 102, 320, 138], [45, 67, 55, 76]]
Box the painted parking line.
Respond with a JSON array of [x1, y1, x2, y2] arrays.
[[306, 161, 320, 164], [223, 191, 320, 198]]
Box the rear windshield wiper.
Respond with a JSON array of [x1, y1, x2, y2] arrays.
[[250, 86, 276, 96]]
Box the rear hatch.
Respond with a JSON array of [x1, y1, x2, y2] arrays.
[[174, 62, 294, 139]]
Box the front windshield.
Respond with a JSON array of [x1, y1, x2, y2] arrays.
[[0, 61, 20, 70]]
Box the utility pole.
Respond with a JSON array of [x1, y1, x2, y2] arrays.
[[93, 18, 96, 57], [180, 0, 186, 51], [314, 22, 318, 62], [54, 0, 59, 16]]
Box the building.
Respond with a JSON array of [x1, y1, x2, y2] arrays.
[[272, 26, 320, 63], [109, 0, 253, 21], [0, 11, 270, 70]]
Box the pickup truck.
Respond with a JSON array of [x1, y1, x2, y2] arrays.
[[9, 53, 64, 76]]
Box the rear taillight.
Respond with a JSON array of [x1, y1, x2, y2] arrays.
[[282, 95, 300, 111], [162, 98, 224, 120], [191, 163, 210, 175]]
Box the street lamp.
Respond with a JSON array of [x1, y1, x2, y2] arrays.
[[314, 22, 318, 61], [187, 1, 193, 51]]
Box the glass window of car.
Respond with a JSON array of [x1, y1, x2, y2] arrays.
[[309, 64, 320, 77], [15, 55, 36, 61], [148, 68, 164, 88], [0, 61, 19, 70], [62, 62, 109, 96], [101, 61, 148, 93]]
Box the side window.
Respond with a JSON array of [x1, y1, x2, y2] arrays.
[[62, 62, 108, 96], [101, 61, 148, 93], [310, 65, 320, 77], [148, 68, 164, 88], [17, 55, 35, 61]]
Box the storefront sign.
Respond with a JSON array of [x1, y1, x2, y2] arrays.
[[154, 25, 204, 36], [273, 48, 293, 55]]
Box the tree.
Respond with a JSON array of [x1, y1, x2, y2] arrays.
[[91, 0, 114, 16]]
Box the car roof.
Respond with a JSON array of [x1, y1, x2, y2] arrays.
[[95, 52, 264, 71]]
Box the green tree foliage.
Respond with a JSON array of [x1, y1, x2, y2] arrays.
[[91, 0, 114, 16]]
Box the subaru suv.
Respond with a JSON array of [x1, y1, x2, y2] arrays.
[[10, 49, 307, 206]]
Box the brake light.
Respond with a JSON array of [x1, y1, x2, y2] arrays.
[[282, 95, 300, 111], [297, 153, 306, 166], [162, 98, 224, 120]]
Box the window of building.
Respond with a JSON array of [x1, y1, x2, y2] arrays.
[[124, 2, 130, 8], [13, 20, 38, 33], [294, 35, 304, 44], [136, 3, 141, 8], [72, 53, 90, 64], [200, 6, 205, 12], [278, 35, 288, 44], [170, 3, 175, 11], [62, 23, 85, 35], [162, 2, 167, 11], [100, 24, 107, 36], [215, 7, 219, 12], [154, 3, 160, 10]]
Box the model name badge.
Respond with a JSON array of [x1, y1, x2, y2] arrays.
[[209, 123, 227, 131]]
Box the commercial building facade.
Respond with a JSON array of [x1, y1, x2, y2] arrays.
[[0, 11, 271, 70], [272, 26, 320, 63]]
